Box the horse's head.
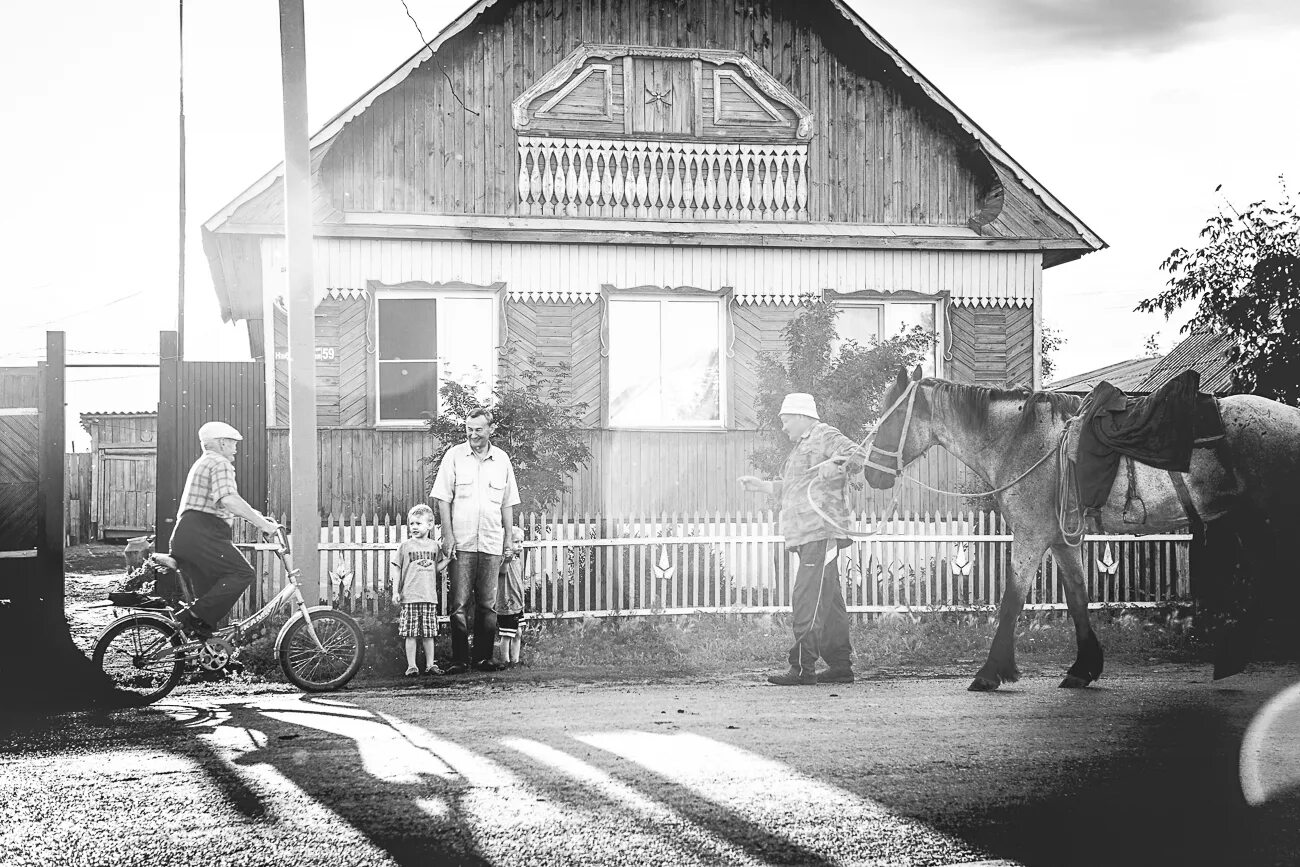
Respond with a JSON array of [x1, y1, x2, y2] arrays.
[[864, 365, 933, 490]]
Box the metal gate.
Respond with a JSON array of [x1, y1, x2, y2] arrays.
[[155, 332, 267, 552]]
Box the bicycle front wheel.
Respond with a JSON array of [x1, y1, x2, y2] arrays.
[[277, 608, 365, 692], [93, 618, 185, 704]]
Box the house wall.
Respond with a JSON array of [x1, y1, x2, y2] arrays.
[[317, 0, 1023, 229]]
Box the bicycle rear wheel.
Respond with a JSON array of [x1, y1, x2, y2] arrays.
[[277, 609, 364, 692], [93, 618, 185, 704]]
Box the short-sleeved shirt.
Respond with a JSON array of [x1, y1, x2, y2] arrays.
[[177, 449, 239, 522], [392, 537, 443, 605], [429, 443, 521, 555], [771, 422, 863, 547]]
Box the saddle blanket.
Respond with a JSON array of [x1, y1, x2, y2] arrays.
[[1068, 369, 1225, 515]]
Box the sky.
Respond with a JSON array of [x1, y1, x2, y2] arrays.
[[2, 0, 1298, 447]]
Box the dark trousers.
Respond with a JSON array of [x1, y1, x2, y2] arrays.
[[449, 551, 503, 664], [787, 538, 853, 675], [170, 511, 255, 629]]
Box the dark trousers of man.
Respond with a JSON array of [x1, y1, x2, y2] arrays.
[[449, 551, 503, 664], [170, 510, 255, 629], [787, 538, 853, 676]]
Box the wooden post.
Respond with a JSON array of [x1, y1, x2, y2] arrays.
[[39, 331, 66, 609], [279, 0, 319, 605]]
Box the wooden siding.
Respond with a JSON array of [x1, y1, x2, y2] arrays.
[[268, 426, 975, 518], [946, 304, 1035, 388], [316, 0, 1002, 227], [272, 297, 372, 426], [730, 302, 800, 429], [262, 236, 1041, 306]]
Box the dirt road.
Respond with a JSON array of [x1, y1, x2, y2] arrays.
[[3, 663, 1298, 867]]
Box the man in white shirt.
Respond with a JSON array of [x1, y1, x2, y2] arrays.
[[431, 408, 522, 673]]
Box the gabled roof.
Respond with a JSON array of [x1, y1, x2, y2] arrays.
[[204, 0, 1105, 255], [1048, 356, 1164, 394], [1137, 325, 1237, 395]]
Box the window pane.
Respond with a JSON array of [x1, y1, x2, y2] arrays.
[[379, 299, 437, 360], [439, 297, 495, 397], [837, 305, 883, 349], [887, 302, 935, 337], [609, 300, 662, 426], [379, 360, 438, 421], [661, 300, 720, 423], [888, 302, 938, 375]]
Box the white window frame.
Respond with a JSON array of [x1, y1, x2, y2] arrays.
[[374, 286, 500, 427], [607, 292, 729, 430], [833, 296, 945, 377]]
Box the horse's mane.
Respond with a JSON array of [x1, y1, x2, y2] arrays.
[[924, 379, 1082, 434]]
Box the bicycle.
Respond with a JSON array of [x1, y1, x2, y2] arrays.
[[92, 529, 365, 704]]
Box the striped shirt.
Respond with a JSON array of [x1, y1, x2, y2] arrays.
[[177, 449, 239, 522], [771, 422, 863, 547]]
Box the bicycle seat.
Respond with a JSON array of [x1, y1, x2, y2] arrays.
[[152, 554, 179, 570]]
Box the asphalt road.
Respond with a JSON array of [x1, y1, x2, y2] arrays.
[[3, 663, 1299, 867]]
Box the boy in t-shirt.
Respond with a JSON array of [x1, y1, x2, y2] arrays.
[[391, 504, 447, 676], [493, 525, 526, 668]]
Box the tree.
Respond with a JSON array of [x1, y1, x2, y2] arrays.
[[749, 298, 936, 477], [1137, 181, 1300, 404], [425, 361, 593, 514], [1142, 334, 1162, 358], [1040, 325, 1066, 383]]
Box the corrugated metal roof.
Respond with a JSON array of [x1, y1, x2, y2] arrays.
[[1137, 326, 1237, 395], [1048, 356, 1163, 393]]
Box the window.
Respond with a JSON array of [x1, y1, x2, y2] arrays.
[[608, 296, 724, 427], [834, 298, 943, 376], [376, 293, 495, 423]]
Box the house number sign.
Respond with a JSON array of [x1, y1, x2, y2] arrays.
[[274, 347, 336, 361]]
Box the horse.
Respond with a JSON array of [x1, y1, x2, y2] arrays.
[[863, 365, 1300, 691]]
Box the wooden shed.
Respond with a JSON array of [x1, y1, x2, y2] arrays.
[[79, 412, 157, 540], [203, 0, 1104, 517]]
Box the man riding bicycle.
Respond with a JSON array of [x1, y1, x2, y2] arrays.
[[170, 421, 279, 640]]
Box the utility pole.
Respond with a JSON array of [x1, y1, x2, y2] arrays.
[[278, 0, 319, 604]]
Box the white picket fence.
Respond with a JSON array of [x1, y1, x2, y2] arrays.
[[231, 510, 1191, 621]]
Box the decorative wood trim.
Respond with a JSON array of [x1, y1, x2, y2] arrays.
[[517, 136, 809, 221], [513, 43, 813, 140], [713, 70, 789, 127], [536, 64, 614, 122], [365, 279, 506, 294]]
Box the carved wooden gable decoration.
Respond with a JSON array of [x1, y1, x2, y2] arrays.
[[512, 45, 813, 221]]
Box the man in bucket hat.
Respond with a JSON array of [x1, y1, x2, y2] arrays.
[[740, 393, 862, 685], [170, 421, 279, 639]]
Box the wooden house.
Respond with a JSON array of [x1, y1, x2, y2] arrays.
[[78, 412, 157, 540], [202, 0, 1103, 518]]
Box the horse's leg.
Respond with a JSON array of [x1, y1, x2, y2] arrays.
[[1212, 513, 1272, 680], [1050, 542, 1103, 688], [970, 537, 1045, 692]]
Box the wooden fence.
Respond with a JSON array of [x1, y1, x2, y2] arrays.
[[231, 510, 1191, 621], [65, 452, 92, 545]]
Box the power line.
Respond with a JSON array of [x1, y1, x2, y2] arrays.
[[397, 0, 479, 116]]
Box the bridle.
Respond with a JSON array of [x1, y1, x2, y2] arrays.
[[861, 380, 922, 481]]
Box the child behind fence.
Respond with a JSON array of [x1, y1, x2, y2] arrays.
[[493, 525, 526, 668], [391, 504, 447, 676]]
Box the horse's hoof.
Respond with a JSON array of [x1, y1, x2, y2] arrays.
[[1059, 675, 1091, 689], [968, 677, 999, 692]]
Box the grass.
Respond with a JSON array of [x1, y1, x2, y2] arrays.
[[518, 605, 1217, 677]]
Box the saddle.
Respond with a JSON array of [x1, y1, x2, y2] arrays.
[[1064, 369, 1226, 531]]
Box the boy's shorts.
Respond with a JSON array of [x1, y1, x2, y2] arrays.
[[497, 611, 523, 638], [399, 602, 439, 638]]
